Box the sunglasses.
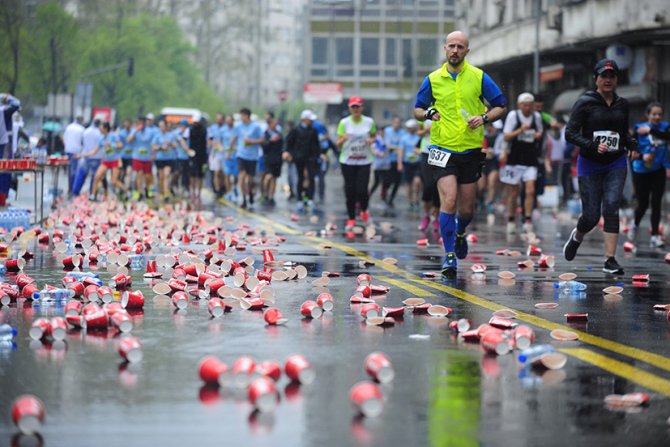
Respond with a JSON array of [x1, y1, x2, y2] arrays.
[[349, 105, 362, 109]]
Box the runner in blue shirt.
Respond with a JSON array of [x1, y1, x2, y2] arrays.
[[127, 117, 155, 200], [152, 119, 177, 202], [80, 122, 124, 200], [312, 114, 330, 201], [399, 119, 422, 209], [117, 118, 134, 196], [383, 117, 405, 208], [208, 113, 226, 199], [220, 114, 238, 201], [629, 102, 669, 248], [172, 120, 191, 198], [229, 108, 264, 208]]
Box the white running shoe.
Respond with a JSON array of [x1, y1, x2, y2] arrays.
[[506, 222, 516, 234], [650, 235, 664, 248], [627, 225, 638, 242]]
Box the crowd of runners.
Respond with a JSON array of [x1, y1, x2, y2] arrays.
[[22, 30, 665, 278]]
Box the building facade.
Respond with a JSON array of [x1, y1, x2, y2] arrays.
[[457, 0, 670, 119], [305, 0, 456, 125]]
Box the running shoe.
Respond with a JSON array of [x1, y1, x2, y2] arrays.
[[563, 228, 581, 261], [454, 232, 468, 259], [296, 202, 305, 213], [419, 214, 430, 231], [506, 222, 516, 234], [432, 218, 439, 231], [345, 219, 356, 231], [603, 257, 624, 274], [627, 224, 637, 242], [441, 252, 457, 278], [522, 221, 533, 234], [650, 235, 665, 248], [360, 211, 369, 224]]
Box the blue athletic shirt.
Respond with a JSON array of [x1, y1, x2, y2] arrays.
[[414, 72, 506, 154], [313, 120, 330, 151], [401, 132, 421, 163], [99, 133, 121, 161], [234, 121, 264, 161], [172, 129, 189, 160], [118, 128, 133, 160], [383, 126, 405, 163], [372, 135, 390, 170], [152, 131, 176, 161], [131, 128, 154, 162], [632, 121, 669, 173], [219, 125, 236, 158]]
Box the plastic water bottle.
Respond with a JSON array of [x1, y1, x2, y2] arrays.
[[0, 340, 17, 352], [66, 271, 99, 281], [33, 288, 74, 301], [554, 280, 587, 293], [0, 263, 7, 275], [0, 323, 17, 340], [460, 108, 472, 123], [517, 344, 556, 364]]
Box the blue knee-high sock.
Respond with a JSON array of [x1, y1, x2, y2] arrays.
[[456, 214, 472, 235], [440, 212, 456, 253]]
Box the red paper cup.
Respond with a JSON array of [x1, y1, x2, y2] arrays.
[[316, 293, 334, 311], [207, 298, 225, 318], [64, 300, 83, 316], [284, 354, 315, 384], [263, 249, 275, 264], [232, 356, 257, 388], [198, 356, 228, 385], [527, 245, 542, 256], [6, 258, 25, 272], [29, 318, 52, 340], [83, 284, 100, 302], [121, 290, 145, 309], [248, 376, 277, 412], [22, 283, 39, 300], [110, 273, 129, 289], [62, 255, 81, 270], [103, 302, 125, 316], [357, 273, 371, 285], [538, 255, 555, 268], [111, 312, 133, 333], [356, 285, 371, 298], [350, 381, 384, 417], [488, 316, 517, 330], [364, 352, 394, 383], [83, 309, 109, 331], [480, 330, 510, 356], [513, 325, 535, 350], [172, 291, 189, 310], [12, 395, 45, 434], [300, 300, 323, 319], [15, 273, 35, 288], [565, 313, 588, 322], [50, 316, 68, 341], [255, 360, 282, 382], [623, 241, 636, 252], [264, 307, 288, 325], [118, 336, 143, 363], [98, 286, 114, 303], [360, 303, 381, 319]]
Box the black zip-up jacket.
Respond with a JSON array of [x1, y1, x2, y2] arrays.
[[285, 124, 320, 163], [565, 90, 637, 165]]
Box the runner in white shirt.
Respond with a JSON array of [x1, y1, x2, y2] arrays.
[[63, 116, 85, 193]]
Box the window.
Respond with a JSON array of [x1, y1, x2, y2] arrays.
[[312, 37, 328, 65], [418, 38, 438, 66], [361, 38, 379, 65], [385, 38, 396, 65], [335, 38, 354, 65], [402, 38, 413, 78]]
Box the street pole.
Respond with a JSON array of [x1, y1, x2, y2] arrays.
[[533, 0, 541, 94]]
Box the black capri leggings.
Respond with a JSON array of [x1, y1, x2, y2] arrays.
[[341, 164, 371, 220], [633, 168, 666, 235], [577, 168, 627, 235]]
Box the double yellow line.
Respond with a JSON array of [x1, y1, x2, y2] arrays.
[[227, 202, 670, 397]]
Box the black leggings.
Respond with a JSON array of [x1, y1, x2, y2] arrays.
[[341, 164, 371, 219], [369, 169, 388, 198], [577, 168, 626, 234], [384, 164, 402, 205], [294, 159, 316, 201], [633, 169, 666, 235]]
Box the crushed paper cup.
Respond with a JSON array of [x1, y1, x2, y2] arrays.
[[527, 245, 542, 256], [264, 307, 288, 325], [466, 233, 478, 243], [538, 255, 555, 268], [653, 304, 670, 311], [534, 302, 559, 309], [416, 238, 429, 246], [665, 252, 670, 263], [382, 306, 405, 318], [382, 257, 398, 265], [632, 274, 649, 282], [604, 294, 623, 303], [532, 352, 567, 370], [365, 316, 395, 327], [427, 305, 452, 317], [604, 392, 649, 408], [402, 297, 426, 307], [603, 286, 623, 294], [558, 272, 577, 281], [565, 313, 588, 322], [517, 259, 535, 269], [550, 329, 579, 341], [471, 264, 487, 273], [497, 271, 516, 279], [492, 309, 518, 319], [312, 277, 330, 287]]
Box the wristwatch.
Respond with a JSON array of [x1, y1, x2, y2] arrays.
[[481, 113, 490, 124]]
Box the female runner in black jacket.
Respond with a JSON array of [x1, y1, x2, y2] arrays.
[[562, 59, 639, 274]]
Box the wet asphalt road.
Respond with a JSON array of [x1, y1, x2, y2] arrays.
[[2, 171, 670, 447]]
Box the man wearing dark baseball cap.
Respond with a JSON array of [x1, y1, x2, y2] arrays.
[[594, 59, 619, 76]]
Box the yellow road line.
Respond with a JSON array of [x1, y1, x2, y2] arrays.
[[561, 348, 670, 397], [376, 275, 434, 298], [224, 202, 670, 376]]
